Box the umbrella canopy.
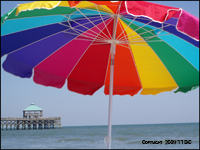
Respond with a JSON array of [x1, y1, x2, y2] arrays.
[[1, 1, 199, 149]]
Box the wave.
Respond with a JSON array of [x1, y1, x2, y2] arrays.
[[57, 138, 83, 143]]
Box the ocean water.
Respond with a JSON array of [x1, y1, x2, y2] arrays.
[[1, 122, 199, 149]]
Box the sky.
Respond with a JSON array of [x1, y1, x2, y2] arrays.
[[1, 1, 199, 127]]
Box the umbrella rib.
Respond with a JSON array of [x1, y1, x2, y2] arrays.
[[115, 20, 146, 45], [115, 18, 141, 45], [62, 15, 110, 30], [60, 15, 111, 40], [63, 26, 111, 43], [66, 17, 114, 44], [115, 14, 136, 44], [116, 16, 137, 41], [91, 42, 110, 45], [59, 20, 105, 40], [75, 7, 111, 40], [66, 22, 112, 79], [119, 37, 165, 44], [64, 14, 111, 22], [94, 4, 112, 39], [127, 24, 172, 42], [63, 14, 111, 41], [63, 15, 115, 43], [116, 20, 152, 46], [63, 14, 106, 38], [120, 32, 170, 42], [119, 23, 172, 44], [129, 41, 163, 45], [117, 20, 153, 41], [142, 33, 171, 41], [61, 30, 96, 40], [117, 43, 133, 49], [128, 43, 150, 46], [118, 16, 179, 42], [122, 15, 153, 22], [118, 14, 178, 29], [67, 37, 110, 44], [92, 3, 114, 14], [134, 16, 178, 27], [117, 38, 152, 45], [66, 16, 114, 43]]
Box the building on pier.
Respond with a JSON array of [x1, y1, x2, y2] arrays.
[[23, 102, 43, 118], [1, 103, 61, 130]]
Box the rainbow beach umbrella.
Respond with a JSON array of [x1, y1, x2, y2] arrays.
[[1, 1, 199, 148]]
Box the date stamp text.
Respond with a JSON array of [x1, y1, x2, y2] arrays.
[[142, 140, 192, 145]]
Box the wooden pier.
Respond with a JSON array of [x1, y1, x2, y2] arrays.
[[1, 103, 62, 130], [1, 117, 62, 130]]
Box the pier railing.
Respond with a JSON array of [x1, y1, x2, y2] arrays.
[[1, 117, 62, 130], [1, 117, 61, 121]]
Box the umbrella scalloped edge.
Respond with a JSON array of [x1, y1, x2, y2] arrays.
[[124, 1, 199, 41], [15, 1, 61, 16], [176, 9, 199, 41]]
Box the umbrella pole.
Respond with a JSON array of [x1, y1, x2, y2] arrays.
[[107, 14, 118, 149], [107, 53, 115, 149]]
